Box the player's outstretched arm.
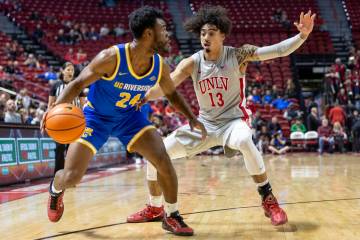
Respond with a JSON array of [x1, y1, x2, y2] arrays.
[[54, 47, 118, 105], [159, 62, 207, 140], [236, 10, 316, 64], [144, 57, 194, 101]]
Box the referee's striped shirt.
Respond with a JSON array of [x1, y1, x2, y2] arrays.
[[50, 80, 85, 107]]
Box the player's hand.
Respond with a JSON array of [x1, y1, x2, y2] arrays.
[[294, 10, 316, 38], [136, 95, 149, 111], [189, 118, 207, 141], [40, 110, 48, 135], [40, 103, 55, 134]]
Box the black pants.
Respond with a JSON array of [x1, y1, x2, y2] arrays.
[[54, 143, 69, 174]]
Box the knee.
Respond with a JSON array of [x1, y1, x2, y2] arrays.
[[63, 170, 83, 186], [236, 132, 253, 150]]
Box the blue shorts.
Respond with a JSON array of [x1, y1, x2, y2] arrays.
[[77, 105, 155, 154]]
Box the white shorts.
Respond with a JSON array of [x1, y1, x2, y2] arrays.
[[164, 118, 252, 159]]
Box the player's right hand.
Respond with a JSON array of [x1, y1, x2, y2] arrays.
[[189, 118, 207, 141], [136, 95, 149, 111]]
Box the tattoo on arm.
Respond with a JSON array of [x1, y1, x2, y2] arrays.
[[235, 44, 259, 65]]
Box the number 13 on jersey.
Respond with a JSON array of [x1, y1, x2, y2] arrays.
[[116, 92, 142, 108]]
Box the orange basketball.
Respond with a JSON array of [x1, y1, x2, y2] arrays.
[[45, 103, 86, 144]]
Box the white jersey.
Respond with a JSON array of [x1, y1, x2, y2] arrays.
[[191, 46, 252, 126]]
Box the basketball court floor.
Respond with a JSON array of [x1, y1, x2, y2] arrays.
[[1, 153, 360, 240]]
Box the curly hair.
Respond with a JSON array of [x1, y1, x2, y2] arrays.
[[184, 5, 232, 35], [129, 6, 164, 39]]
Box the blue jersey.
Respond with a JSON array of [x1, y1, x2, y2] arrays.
[[87, 43, 163, 117], [77, 43, 163, 154]]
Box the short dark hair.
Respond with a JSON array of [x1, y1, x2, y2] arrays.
[[184, 5, 232, 35], [129, 6, 164, 39]]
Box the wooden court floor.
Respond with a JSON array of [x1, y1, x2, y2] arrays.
[[1, 153, 360, 240]]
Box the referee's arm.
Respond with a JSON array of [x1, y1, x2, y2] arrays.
[[48, 83, 58, 110]]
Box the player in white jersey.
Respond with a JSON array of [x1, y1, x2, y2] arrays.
[[127, 5, 315, 226]]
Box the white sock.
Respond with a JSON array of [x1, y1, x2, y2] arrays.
[[256, 179, 269, 187], [164, 201, 178, 217], [149, 195, 162, 207], [51, 181, 62, 194]]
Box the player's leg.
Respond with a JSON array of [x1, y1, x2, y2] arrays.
[[48, 142, 94, 222], [47, 106, 109, 222], [129, 128, 193, 236], [127, 129, 189, 223], [268, 145, 280, 154], [54, 143, 66, 174], [225, 119, 288, 225]]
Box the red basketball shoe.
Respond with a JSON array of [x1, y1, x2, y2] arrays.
[[47, 188, 65, 222], [162, 211, 194, 236], [127, 204, 164, 223], [262, 194, 288, 226]]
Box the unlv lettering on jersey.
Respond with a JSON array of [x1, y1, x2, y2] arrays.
[[198, 76, 229, 94]]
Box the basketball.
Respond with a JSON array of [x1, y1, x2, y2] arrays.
[[44, 103, 86, 144]]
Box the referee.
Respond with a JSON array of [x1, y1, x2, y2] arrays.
[[48, 62, 86, 175]]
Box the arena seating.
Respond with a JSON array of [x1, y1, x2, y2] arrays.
[[343, 0, 360, 48], [6, 0, 179, 60]]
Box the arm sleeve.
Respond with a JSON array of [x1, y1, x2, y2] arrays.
[[256, 34, 306, 61]]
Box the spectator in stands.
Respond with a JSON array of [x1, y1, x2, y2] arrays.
[[4, 60, 15, 74], [318, 118, 334, 154], [37, 66, 58, 84], [332, 121, 347, 153], [68, 29, 81, 44], [64, 48, 75, 63], [74, 49, 87, 64], [15, 88, 31, 110], [79, 23, 89, 40], [114, 23, 126, 37], [0, 92, 10, 104], [252, 110, 265, 131], [337, 88, 349, 105], [307, 106, 320, 131], [283, 103, 300, 121], [0, 66, 5, 79], [31, 109, 43, 125], [33, 24, 44, 41], [263, 89, 273, 104], [272, 94, 289, 110], [4, 99, 21, 123], [268, 131, 290, 154], [329, 103, 346, 126], [24, 54, 41, 69], [255, 125, 271, 154], [268, 116, 281, 135], [285, 78, 296, 98], [333, 58, 346, 83], [291, 117, 306, 133], [56, 29, 69, 45], [100, 24, 110, 37], [250, 88, 262, 104], [88, 27, 100, 41]]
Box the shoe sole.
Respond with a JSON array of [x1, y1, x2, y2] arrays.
[[264, 212, 288, 226], [162, 222, 194, 236], [127, 214, 164, 223]]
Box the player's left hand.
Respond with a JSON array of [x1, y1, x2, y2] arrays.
[[189, 118, 207, 141], [294, 10, 316, 38]]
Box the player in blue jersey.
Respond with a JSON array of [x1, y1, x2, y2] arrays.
[[42, 6, 206, 236]]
